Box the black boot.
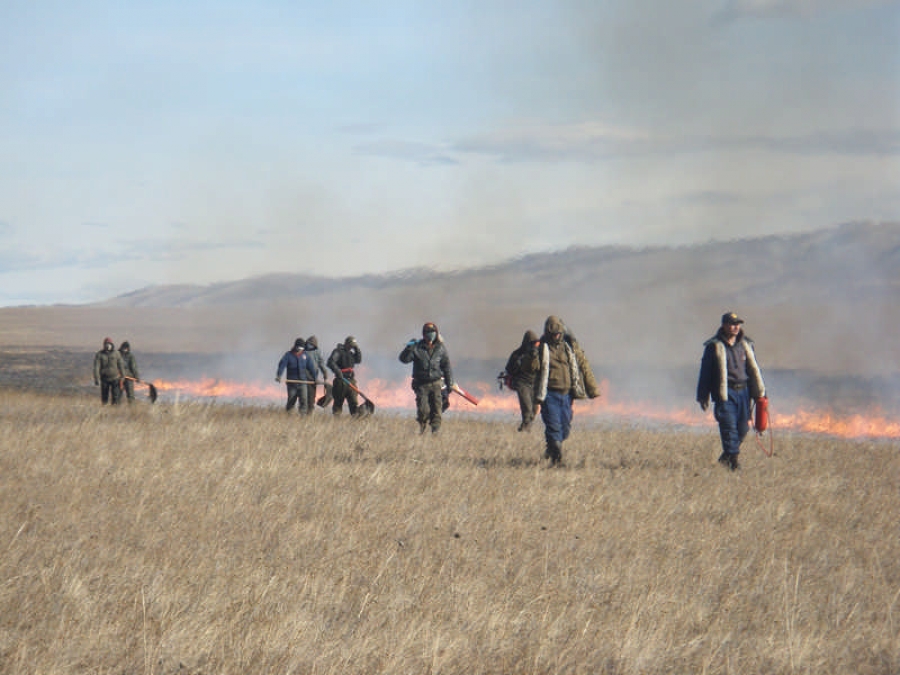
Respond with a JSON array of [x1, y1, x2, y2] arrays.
[[718, 452, 739, 471], [545, 440, 563, 466]]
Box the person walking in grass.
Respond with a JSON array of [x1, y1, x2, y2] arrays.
[[93, 337, 124, 405], [696, 311, 766, 472], [275, 337, 317, 414], [328, 336, 363, 417], [504, 329, 540, 431], [532, 316, 601, 466], [399, 322, 454, 434], [304, 335, 330, 413], [118, 341, 140, 403]]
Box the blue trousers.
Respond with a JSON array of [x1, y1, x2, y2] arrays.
[[714, 387, 751, 455], [540, 390, 573, 443]]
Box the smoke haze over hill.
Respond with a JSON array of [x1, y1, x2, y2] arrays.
[[1, 223, 898, 393]]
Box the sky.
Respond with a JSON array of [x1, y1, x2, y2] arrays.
[[1, 0, 899, 306]]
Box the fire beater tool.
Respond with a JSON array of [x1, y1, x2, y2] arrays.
[[279, 379, 334, 408], [338, 375, 376, 415], [123, 376, 158, 403]]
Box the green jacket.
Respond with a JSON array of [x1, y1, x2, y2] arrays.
[[94, 349, 124, 383]]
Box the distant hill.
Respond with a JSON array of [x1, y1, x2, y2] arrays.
[[2, 221, 898, 379]]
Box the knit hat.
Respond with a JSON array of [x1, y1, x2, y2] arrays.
[[293, 337, 306, 350], [103, 337, 113, 346], [422, 322, 438, 336]]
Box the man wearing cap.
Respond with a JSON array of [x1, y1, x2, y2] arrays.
[[276, 337, 317, 414], [328, 336, 363, 416], [696, 312, 766, 471], [93, 337, 124, 405], [399, 322, 454, 434]]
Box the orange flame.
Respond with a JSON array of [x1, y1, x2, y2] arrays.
[[149, 375, 899, 440]]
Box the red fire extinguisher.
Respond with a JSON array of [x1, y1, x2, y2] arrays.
[[754, 396, 769, 433]]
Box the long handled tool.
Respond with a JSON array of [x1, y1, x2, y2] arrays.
[[123, 376, 158, 403], [339, 376, 376, 414], [450, 383, 479, 406], [278, 379, 334, 407]]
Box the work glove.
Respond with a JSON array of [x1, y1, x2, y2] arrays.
[[94, 380, 99, 386], [275, 376, 281, 383], [699, 400, 709, 412], [406, 339, 417, 347]]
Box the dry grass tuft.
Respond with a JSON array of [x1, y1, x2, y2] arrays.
[[1, 391, 897, 674]]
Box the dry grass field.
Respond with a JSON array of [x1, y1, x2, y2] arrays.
[[1, 390, 897, 674]]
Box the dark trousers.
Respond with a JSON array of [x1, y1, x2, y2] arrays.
[[414, 380, 444, 432], [285, 382, 310, 413], [714, 387, 751, 455], [514, 381, 536, 429], [122, 378, 136, 402], [101, 379, 122, 405], [331, 378, 359, 415]]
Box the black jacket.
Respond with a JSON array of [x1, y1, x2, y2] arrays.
[[400, 339, 453, 387]]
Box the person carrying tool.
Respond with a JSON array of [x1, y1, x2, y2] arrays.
[[118, 341, 140, 403], [275, 337, 317, 414], [304, 335, 331, 413], [327, 336, 363, 416], [532, 316, 601, 466], [504, 329, 540, 431], [399, 322, 455, 434], [93, 337, 125, 405], [696, 311, 766, 471]]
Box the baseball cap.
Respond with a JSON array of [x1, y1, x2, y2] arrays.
[[721, 312, 744, 325]]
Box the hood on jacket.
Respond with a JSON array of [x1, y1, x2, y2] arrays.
[[521, 330, 538, 347], [306, 335, 318, 349], [543, 316, 565, 336]]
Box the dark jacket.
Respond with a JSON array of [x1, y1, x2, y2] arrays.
[[120, 350, 140, 379], [696, 329, 765, 405], [399, 334, 454, 387], [505, 330, 539, 388], [328, 343, 362, 379], [277, 350, 317, 382]]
